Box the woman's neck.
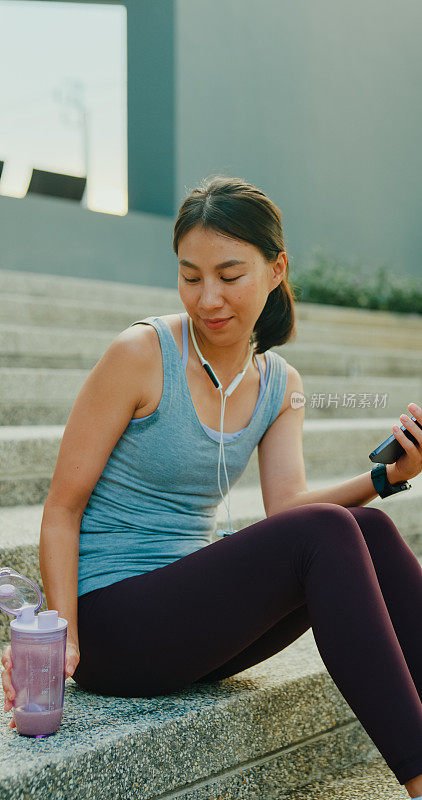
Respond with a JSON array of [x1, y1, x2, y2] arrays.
[[189, 318, 254, 382]]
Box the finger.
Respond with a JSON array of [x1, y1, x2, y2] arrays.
[[4, 696, 14, 712], [399, 414, 422, 445], [1, 646, 11, 667], [2, 672, 14, 696], [65, 659, 77, 679], [4, 688, 16, 711], [403, 410, 421, 428], [408, 402, 421, 420], [393, 423, 414, 451]]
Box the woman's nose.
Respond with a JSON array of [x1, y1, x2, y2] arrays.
[[199, 284, 225, 309]]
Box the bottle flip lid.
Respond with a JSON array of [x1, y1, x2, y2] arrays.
[[0, 567, 43, 617]]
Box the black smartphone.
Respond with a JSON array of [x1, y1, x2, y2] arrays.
[[369, 413, 422, 464]]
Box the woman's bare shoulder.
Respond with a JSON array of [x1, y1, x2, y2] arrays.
[[267, 353, 303, 418], [121, 313, 182, 343], [116, 315, 183, 414], [117, 317, 164, 356]]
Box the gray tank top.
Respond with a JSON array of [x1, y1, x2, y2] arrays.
[[78, 313, 288, 596]]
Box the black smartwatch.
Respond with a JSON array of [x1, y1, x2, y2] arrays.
[[370, 463, 412, 499]]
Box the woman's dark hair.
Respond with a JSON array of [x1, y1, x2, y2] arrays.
[[173, 174, 298, 354]]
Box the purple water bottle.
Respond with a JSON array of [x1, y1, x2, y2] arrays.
[[0, 567, 67, 737]]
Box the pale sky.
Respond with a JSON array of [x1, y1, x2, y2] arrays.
[[0, 1, 127, 214]]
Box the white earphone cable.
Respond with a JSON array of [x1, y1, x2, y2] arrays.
[[217, 387, 234, 533], [188, 314, 253, 536]]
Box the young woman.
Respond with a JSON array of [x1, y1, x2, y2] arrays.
[[2, 175, 422, 795]]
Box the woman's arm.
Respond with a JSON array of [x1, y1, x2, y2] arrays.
[[271, 464, 398, 512], [259, 364, 421, 515], [36, 324, 156, 646], [39, 504, 82, 647]]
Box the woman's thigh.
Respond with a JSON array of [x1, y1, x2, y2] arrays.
[[73, 503, 362, 697], [193, 505, 398, 684]]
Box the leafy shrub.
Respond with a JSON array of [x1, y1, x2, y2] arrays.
[[292, 247, 421, 314]]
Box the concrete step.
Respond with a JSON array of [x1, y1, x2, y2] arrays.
[[284, 756, 409, 799], [0, 419, 420, 507], [280, 341, 422, 378], [294, 298, 422, 332], [215, 476, 422, 542], [294, 319, 422, 350], [0, 628, 389, 800], [1, 267, 421, 332], [1, 321, 420, 377], [0, 291, 182, 331], [271, 417, 422, 486], [1, 367, 420, 425], [2, 290, 421, 351], [0, 268, 183, 308], [1, 476, 421, 642], [0, 323, 111, 368]]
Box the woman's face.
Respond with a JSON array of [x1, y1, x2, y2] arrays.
[[177, 226, 286, 342]]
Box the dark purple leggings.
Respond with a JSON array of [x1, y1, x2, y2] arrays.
[[73, 503, 422, 784]]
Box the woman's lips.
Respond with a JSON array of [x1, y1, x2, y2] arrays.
[[202, 317, 232, 329]]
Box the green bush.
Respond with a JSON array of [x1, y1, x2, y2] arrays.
[[292, 248, 422, 314]]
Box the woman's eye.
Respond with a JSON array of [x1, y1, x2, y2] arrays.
[[183, 276, 240, 284], [183, 275, 242, 283]]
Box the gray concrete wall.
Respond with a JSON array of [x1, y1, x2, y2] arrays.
[[0, 194, 177, 289], [176, 0, 422, 280], [1, 0, 421, 286]]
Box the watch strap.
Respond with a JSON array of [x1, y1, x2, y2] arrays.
[[371, 463, 412, 499]]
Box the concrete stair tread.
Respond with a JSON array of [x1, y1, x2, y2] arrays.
[[1, 290, 179, 315], [0, 417, 418, 437], [1, 367, 419, 394], [214, 475, 422, 518], [1, 327, 419, 376], [1, 368, 419, 387], [1, 475, 421, 550], [0, 628, 384, 799], [0, 369, 420, 426], [1, 417, 420, 479], [0, 365, 418, 383], [1, 319, 420, 354], [2, 268, 421, 330], [0, 425, 65, 441], [0, 268, 183, 305], [2, 296, 421, 349], [284, 756, 409, 799], [0, 368, 420, 425], [0, 321, 113, 341], [2, 419, 422, 508]]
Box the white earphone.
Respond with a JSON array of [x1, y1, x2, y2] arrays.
[[188, 316, 254, 537]]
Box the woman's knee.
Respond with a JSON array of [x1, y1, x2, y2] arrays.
[[290, 504, 371, 584], [300, 502, 361, 530], [348, 505, 393, 527], [291, 502, 365, 551], [347, 505, 401, 545], [306, 503, 392, 532]]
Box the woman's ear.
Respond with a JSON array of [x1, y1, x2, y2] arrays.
[[272, 252, 287, 287]]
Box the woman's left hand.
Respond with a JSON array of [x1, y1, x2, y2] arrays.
[[390, 402, 422, 483]]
